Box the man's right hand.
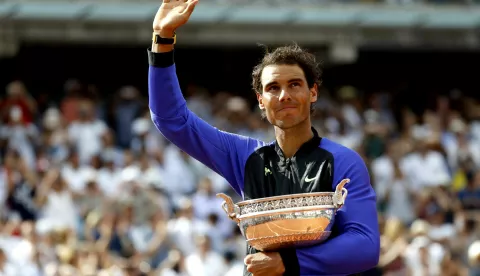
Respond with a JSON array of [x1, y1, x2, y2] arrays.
[[153, 0, 198, 38]]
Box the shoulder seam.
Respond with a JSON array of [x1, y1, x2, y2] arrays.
[[244, 144, 274, 168]]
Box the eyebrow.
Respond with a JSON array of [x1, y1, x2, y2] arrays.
[[264, 78, 304, 89]]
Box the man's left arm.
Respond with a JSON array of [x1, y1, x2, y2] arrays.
[[293, 149, 380, 275]]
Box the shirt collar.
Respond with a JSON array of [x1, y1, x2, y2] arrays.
[[274, 127, 322, 160]]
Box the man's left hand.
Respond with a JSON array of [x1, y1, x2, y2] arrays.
[[244, 252, 285, 276]]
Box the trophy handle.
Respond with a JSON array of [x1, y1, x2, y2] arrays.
[[333, 179, 349, 208], [216, 193, 240, 224]]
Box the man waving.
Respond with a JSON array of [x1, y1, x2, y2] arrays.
[[147, 1, 380, 275]]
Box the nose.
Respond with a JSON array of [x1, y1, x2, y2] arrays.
[[279, 88, 292, 102]]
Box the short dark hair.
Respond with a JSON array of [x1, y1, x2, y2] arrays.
[[251, 44, 322, 94]]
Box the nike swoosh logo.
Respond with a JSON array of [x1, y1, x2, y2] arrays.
[[304, 161, 326, 183]]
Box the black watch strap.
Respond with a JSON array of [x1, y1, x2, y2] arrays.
[[152, 32, 176, 45]]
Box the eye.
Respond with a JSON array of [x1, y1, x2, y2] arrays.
[[290, 82, 300, 88], [268, 85, 279, 92]]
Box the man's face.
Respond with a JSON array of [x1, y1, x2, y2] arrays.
[[257, 64, 317, 129]]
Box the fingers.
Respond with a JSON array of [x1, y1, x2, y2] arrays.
[[245, 252, 269, 265], [246, 262, 262, 273], [244, 254, 254, 265], [246, 263, 267, 274], [244, 253, 265, 273], [181, 0, 198, 15]]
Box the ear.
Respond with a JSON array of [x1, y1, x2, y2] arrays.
[[310, 83, 318, 103], [256, 92, 265, 110]]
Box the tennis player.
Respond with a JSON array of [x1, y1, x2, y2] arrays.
[[148, 0, 380, 275]]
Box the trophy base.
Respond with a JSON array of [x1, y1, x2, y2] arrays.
[[248, 231, 331, 251]]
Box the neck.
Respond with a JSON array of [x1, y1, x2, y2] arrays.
[[275, 119, 313, 158]]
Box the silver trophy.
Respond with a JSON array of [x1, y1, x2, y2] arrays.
[[217, 179, 349, 251]]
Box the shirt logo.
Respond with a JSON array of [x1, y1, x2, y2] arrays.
[[264, 167, 272, 176], [304, 161, 326, 183]]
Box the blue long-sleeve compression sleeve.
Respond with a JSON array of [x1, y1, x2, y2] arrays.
[[147, 50, 264, 196], [295, 138, 380, 275]]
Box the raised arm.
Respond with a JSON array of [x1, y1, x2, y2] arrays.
[[148, 0, 264, 195], [293, 142, 380, 275]]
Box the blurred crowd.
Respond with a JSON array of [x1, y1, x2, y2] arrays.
[[0, 78, 479, 276], [208, 0, 480, 5]]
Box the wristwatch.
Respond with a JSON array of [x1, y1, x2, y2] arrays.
[[152, 32, 176, 45]]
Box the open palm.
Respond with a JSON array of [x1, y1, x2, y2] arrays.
[[153, 0, 199, 32]]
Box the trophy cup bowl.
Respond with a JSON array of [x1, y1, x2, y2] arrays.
[[217, 179, 349, 251]]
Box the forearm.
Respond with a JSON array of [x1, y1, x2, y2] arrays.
[[297, 232, 379, 275], [148, 54, 209, 158], [295, 205, 380, 275], [147, 42, 261, 194]]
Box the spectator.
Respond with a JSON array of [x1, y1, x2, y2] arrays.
[[0, 81, 36, 125], [0, 107, 39, 169], [67, 101, 108, 165], [113, 86, 144, 149]]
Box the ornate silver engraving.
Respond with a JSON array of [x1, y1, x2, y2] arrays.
[[239, 195, 334, 215]]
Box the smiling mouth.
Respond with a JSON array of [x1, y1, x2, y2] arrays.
[[278, 106, 296, 112]]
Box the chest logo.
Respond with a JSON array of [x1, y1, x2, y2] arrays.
[[264, 167, 272, 176], [304, 161, 327, 183]]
